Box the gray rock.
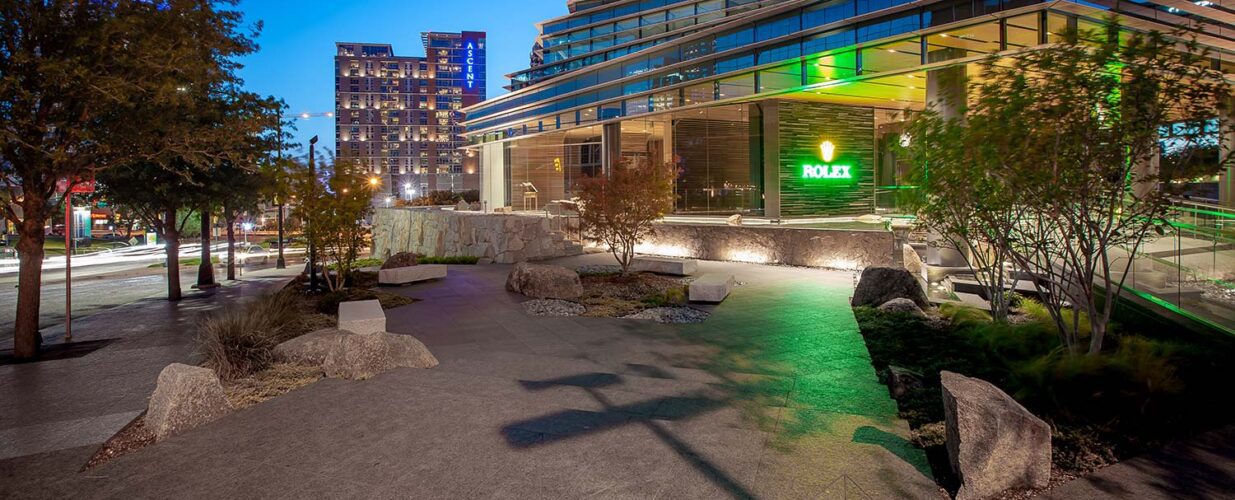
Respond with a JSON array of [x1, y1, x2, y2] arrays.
[[455, 200, 471, 211], [322, 331, 439, 380], [273, 328, 350, 365], [369, 209, 583, 264], [942, 371, 1051, 500], [851, 267, 931, 308], [145, 363, 231, 441], [505, 262, 584, 299], [522, 299, 585, 317], [622, 307, 710, 324], [878, 297, 926, 317], [381, 251, 418, 270], [887, 365, 923, 399]]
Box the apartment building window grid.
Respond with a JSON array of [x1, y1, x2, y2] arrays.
[[335, 32, 485, 201]]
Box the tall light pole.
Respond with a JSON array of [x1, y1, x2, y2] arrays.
[[308, 135, 318, 292], [275, 109, 286, 269]]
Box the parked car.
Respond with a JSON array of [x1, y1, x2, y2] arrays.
[[223, 244, 269, 265]]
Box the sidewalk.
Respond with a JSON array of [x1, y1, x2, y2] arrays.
[[1044, 425, 1235, 499], [0, 257, 938, 498], [0, 267, 300, 463]]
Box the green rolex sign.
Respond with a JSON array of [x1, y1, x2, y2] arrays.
[[801, 140, 853, 180]]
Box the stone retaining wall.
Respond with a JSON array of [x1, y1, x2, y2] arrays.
[[634, 223, 896, 270], [371, 208, 581, 264]]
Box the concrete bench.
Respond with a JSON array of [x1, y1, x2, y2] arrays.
[[631, 256, 698, 276], [378, 264, 447, 286], [338, 299, 385, 334], [689, 274, 734, 303]]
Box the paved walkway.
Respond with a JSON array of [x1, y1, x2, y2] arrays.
[[1045, 425, 1235, 499], [0, 267, 299, 463], [0, 255, 938, 498]]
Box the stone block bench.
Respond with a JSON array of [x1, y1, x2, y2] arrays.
[[338, 299, 385, 334], [378, 264, 447, 286], [689, 274, 734, 303], [631, 256, 698, 276]]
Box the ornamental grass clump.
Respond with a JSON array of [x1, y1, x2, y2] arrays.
[[197, 292, 302, 381]]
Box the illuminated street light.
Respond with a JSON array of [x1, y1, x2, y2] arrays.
[[368, 177, 379, 187]]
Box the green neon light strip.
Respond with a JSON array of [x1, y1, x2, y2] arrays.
[[1117, 283, 1235, 337], [1171, 205, 1235, 221]]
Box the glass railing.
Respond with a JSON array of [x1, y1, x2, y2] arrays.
[[1114, 200, 1235, 334]]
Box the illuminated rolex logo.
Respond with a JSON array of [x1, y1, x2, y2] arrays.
[[820, 140, 836, 162], [803, 139, 853, 180]]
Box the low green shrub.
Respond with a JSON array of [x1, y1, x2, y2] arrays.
[[1009, 337, 1185, 428], [1019, 297, 1092, 336], [197, 292, 302, 381], [640, 286, 687, 307], [938, 302, 991, 327]]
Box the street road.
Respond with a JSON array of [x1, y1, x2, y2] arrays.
[[0, 255, 303, 336]]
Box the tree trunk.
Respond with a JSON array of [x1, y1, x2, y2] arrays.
[[197, 208, 215, 287], [12, 204, 48, 360], [226, 215, 236, 280], [164, 210, 182, 302]]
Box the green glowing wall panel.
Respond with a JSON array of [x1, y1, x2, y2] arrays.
[[776, 101, 875, 217]]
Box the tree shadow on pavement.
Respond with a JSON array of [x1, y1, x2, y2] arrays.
[[502, 372, 753, 499]]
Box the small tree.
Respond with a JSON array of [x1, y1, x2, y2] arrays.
[[292, 156, 374, 291], [0, 0, 262, 358], [904, 19, 1231, 354], [577, 160, 676, 274]]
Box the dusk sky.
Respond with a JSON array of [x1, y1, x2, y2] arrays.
[[235, 0, 565, 156]]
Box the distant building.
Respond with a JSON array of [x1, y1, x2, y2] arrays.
[[335, 32, 486, 204]]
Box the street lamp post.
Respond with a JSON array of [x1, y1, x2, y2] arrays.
[[308, 135, 318, 292], [275, 110, 286, 269]]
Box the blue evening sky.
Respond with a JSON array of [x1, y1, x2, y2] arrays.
[[235, 0, 565, 155]]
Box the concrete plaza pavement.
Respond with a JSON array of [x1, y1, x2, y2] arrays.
[[0, 267, 300, 463], [0, 254, 940, 498]]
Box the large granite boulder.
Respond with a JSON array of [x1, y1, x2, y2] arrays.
[[942, 371, 1051, 499], [146, 363, 231, 441], [273, 328, 350, 365], [851, 267, 930, 308], [505, 262, 583, 299], [878, 297, 926, 317], [381, 251, 419, 270], [322, 331, 439, 380]]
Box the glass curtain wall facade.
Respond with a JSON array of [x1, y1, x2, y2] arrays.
[[465, 0, 1235, 217]]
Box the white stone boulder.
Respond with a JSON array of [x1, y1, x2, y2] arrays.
[[902, 243, 929, 291], [505, 262, 583, 299], [689, 274, 734, 302], [273, 328, 350, 365], [878, 297, 926, 317], [378, 264, 447, 285], [145, 363, 231, 441], [631, 256, 698, 276], [726, 214, 743, 226], [322, 331, 439, 380], [338, 299, 385, 334], [942, 371, 1051, 500]]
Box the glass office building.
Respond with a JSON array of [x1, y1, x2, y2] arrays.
[[336, 32, 486, 204], [464, 0, 1235, 217]]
